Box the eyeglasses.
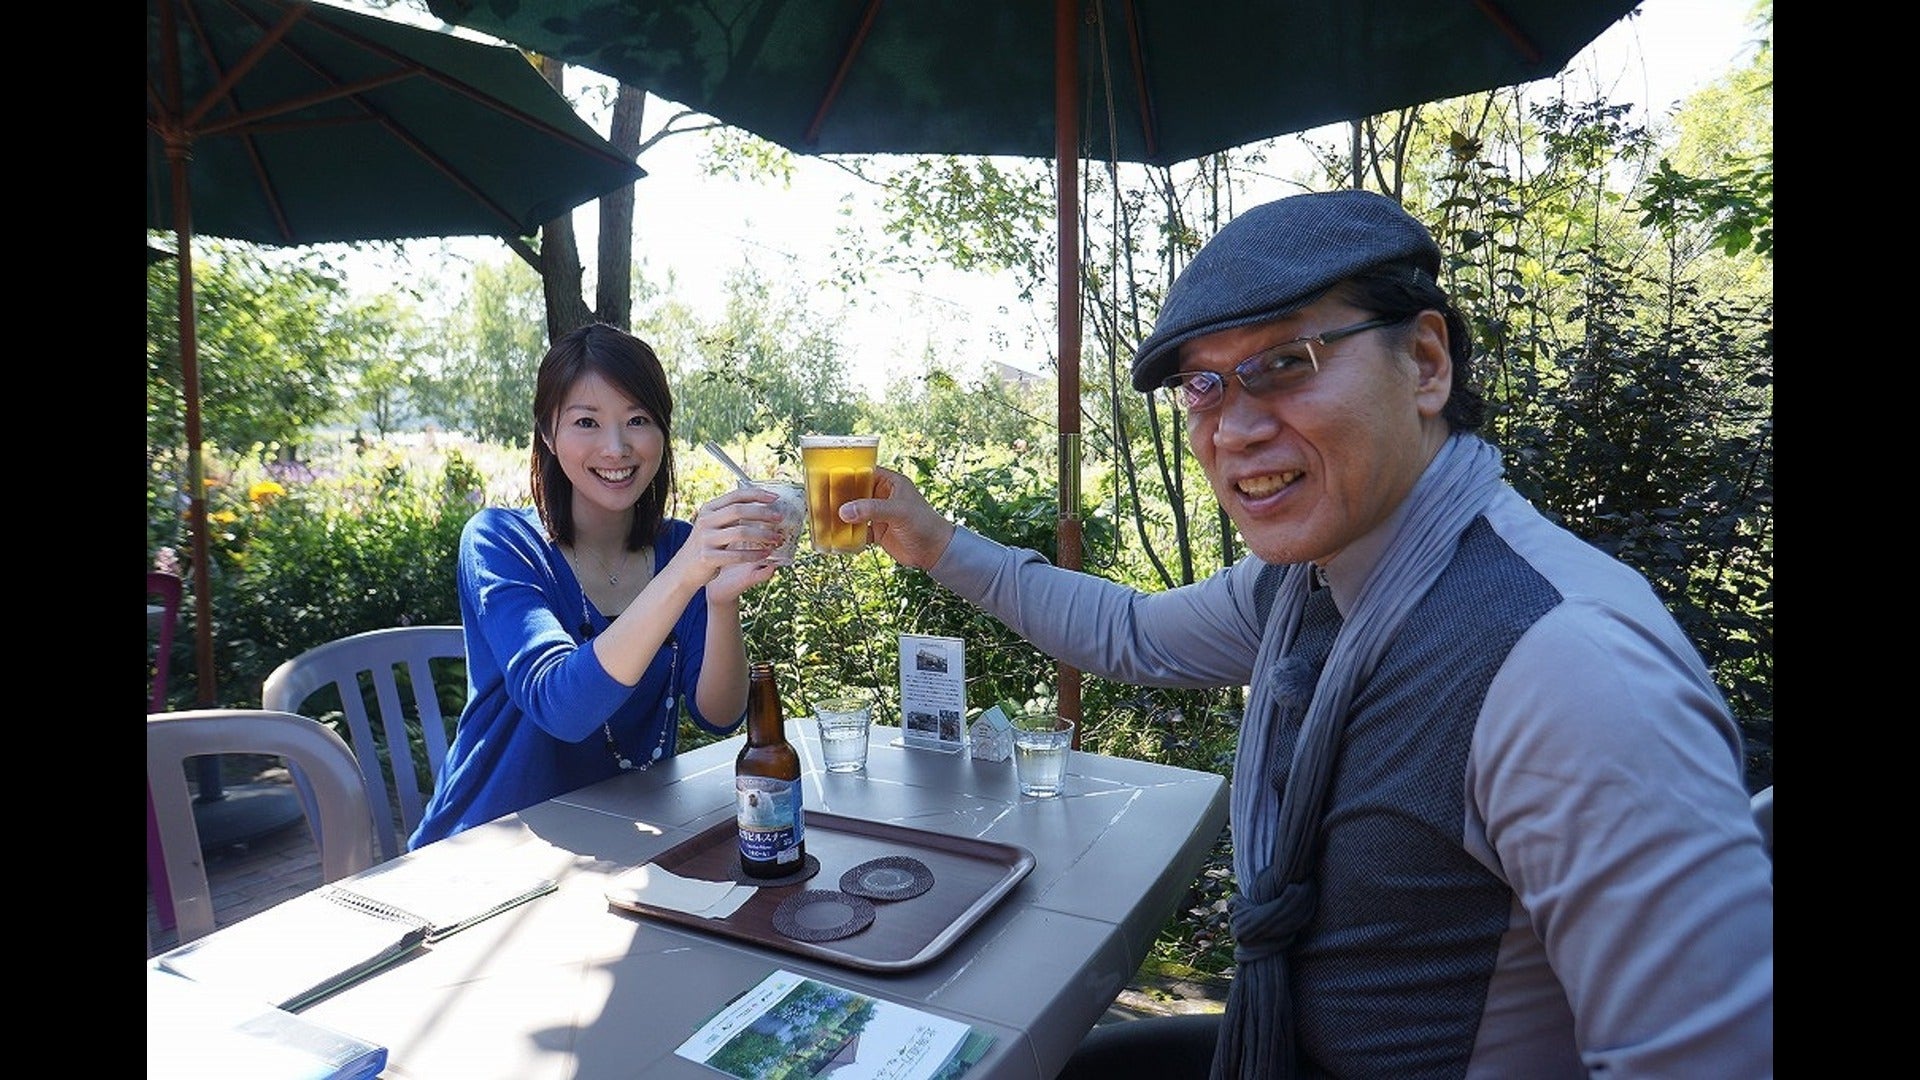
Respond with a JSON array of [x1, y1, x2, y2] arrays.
[[1158, 314, 1411, 412]]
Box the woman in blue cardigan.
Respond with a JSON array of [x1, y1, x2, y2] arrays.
[[412, 323, 786, 847]]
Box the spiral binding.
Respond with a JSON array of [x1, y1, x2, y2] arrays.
[[323, 886, 431, 930]]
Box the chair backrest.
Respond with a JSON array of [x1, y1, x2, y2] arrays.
[[147, 708, 377, 947], [147, 571, 183, 713], [262, 626, 468, 862]]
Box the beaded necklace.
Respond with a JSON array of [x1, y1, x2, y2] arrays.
[[573, 568, 675, 772]]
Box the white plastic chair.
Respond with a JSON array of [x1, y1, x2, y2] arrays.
[[262, 626, 467, 862], [147, 571, 184, 932], [147, 709, 377, 948]]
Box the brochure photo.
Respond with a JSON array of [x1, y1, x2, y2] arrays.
[[676, 969, 991, 1080]]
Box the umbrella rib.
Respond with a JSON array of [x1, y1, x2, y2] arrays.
[[180, 0, 311, 130], [364, 119, 527, 235], [236, 87, 526, 239], [1118, 0, 1158, 161], [192, 69, 413, 139], [207, 0, 634, 238], [188, 0, 634, 170], [805, 0, 886, 146], [145, 0, 293, 136], [1469, 0, 1544, 65], [161, 0, 318, 243], [286, 2, 639, 172]]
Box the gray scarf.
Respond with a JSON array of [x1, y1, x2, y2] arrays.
[[1212, 432, 1507, 1080]]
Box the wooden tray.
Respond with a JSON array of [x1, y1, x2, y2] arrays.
[[610, 811, 1033, 972]]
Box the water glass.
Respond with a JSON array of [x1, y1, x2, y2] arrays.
[[814, 694, 873, 773], [1011, 713, 1073, 798]]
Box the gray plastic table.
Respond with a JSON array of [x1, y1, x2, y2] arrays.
[[266, 723, 1229, 1079]]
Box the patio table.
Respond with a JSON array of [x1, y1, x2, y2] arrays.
[[177, 720, 1228, 1079]]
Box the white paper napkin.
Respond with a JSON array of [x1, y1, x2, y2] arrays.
[[605, 864, 755, 919]]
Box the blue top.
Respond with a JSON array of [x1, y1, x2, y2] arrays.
[[410, 507, 740, 848]]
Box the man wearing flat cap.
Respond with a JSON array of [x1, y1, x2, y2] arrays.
[[844, 190, 1772, 1078]]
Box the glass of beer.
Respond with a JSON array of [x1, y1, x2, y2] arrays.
[[799, 435, 880, 554]]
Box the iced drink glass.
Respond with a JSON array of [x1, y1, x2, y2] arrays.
[[799, 435, 880, 554], [747, 480, 806, 565]]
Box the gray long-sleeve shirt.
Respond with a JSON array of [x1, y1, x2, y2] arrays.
[[926, 480, 1772, 1077]]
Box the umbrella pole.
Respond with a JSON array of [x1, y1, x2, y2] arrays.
[[169, 142, 217, 711], [1055, 0, 1083, 744]]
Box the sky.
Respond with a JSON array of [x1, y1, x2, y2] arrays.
[[333, 0, 1765, 398]]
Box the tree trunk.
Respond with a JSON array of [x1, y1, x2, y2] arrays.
[[595, 83, 646, 331], [535, 56, 591, 337], [534, 56, 645, 339]]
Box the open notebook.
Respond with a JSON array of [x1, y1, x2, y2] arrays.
[[148, 966, 388, 1080], [157, 861, 556, 1011], [328, 857, 558, 942]]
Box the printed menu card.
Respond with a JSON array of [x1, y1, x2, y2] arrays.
[[676, 968, 992, 1080]]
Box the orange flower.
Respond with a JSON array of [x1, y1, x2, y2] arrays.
[[249, 480, 288, 505]]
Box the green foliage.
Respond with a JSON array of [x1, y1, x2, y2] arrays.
[[149, 440, 483, 715], [701, 125, 798, 188], [1637, 156, 1774, 258], [1651, 3, 1772, 261], [870, 157, 1055, 287], [740, 548, 900, 724], [668, 263, 866, 453], [428, 257, 547, 446], [332, 296, 440, 437], [1494, 262, 1773, 785], [1401, 84, 1774, 792], [146, 241, 353, 455], [869, 366, 1053, 459]]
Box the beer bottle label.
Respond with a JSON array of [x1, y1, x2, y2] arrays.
[[736, 776, 804, 866]]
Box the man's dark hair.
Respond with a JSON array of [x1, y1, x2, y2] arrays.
[[1334, 262, 1485, 432]]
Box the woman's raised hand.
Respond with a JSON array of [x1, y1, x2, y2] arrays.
[[680, 487, 784, 601]]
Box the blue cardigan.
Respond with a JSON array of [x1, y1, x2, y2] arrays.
[[410, 507, 740, 848]]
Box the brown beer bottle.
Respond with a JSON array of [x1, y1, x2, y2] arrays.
[[736, 662, 805, 878]]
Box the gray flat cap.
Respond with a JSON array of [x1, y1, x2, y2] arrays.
[[1130, 190, 1441, 392]]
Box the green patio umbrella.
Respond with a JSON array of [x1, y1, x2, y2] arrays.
[[426, 0, 1640, 165], [148, 0, 645, 707], [426, 0, 1639, 725]]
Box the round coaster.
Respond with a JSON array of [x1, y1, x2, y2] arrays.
[[838, 855, 935, 902], [730, 852, 821, 888], [771, 890, 876, 943]]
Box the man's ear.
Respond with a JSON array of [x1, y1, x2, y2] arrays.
[[1409, 310, 1452, 418]]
